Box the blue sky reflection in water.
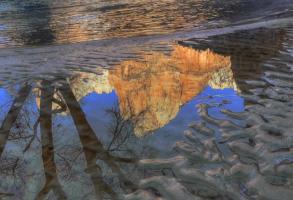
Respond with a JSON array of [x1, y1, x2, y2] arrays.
[[77, 86, 244, 154], [0, 88, 13, 122], [0, 25, 292, 199], [0, 84, 244, 157], [0, 0, 292, 199]]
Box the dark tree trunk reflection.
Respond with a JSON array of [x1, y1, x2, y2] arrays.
[[0, 85, 31, 155], [37, 80, 67, 200], [0, 79, 138, 199], [59, 81, 137, 199]]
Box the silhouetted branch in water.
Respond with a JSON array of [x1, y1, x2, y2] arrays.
[[53, 145, 84, 183], [1, 80, 138, 199], [23, 116, 40, 153], [36, 80, 67, 200], [105, 106, 133, 152], [0, 92, 39, 199], [59, 81, 138, 199], [0, 151, 27, 199], [58, 81, 118, 199], [0, 85, 32, 156], [7, 103, 35, 142], [106, 103, 147, 153], [0, 156, 20, 177]]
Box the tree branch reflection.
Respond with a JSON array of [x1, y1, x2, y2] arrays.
[[37, 80, 67, 199]]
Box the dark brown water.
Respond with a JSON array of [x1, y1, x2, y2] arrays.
[[0, 1, 293, 200]]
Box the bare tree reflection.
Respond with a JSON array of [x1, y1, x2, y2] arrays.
[[105, 105, 145, 153], [59, 81, 137, 199], [0, 85, 31, 156], [36, 80, 67, 199], [0, 79, 141, 199], [0, 87, 40, 200]]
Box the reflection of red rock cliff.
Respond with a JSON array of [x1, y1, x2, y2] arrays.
[[109, 45, 231, 136]]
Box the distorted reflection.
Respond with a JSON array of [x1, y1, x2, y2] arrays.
[[0, 43, 242, 199], [69, 45, 238, 136], [108, 45, 237, 136], [0, 0, 292, 199]]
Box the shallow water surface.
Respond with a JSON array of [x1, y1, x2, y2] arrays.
[[0, 0, 292, 47], [0, 1, 293, 200]]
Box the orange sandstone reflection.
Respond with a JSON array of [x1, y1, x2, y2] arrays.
[[108, 45, 231, 136]]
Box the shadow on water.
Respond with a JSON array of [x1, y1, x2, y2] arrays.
[[9, 1, 55, 46]]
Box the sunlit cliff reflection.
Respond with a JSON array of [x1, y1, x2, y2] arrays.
[[69, 45, 236, 136], [1, 26, 291, 199]]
